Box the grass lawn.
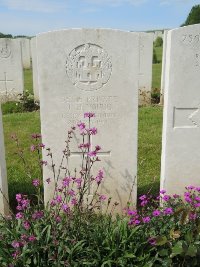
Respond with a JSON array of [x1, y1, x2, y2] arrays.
[[152, 46, 163, 89], [24, 69, 33, 94]]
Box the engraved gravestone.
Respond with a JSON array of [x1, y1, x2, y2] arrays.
[[18, 38, 31, 69], [30, 37, 39, 101], [138, 32, 153, 105], [0, 105, 9, 215], [37, 29, 139, 211], [0, 38, 24, 103], [161, 24, 200, 195]]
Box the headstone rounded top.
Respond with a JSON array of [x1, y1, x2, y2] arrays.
[[0, 41, 11, 59], [66, 43, 112, 91]]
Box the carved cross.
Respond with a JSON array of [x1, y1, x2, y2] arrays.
[[0, 72, 13, 95]]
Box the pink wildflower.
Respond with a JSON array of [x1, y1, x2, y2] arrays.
[[16, 212, 24, 220], [62, 177, 72, 187], [87, 150, 97, 157], [77, 122, 86, 130], [32, 211, 44, 220], [31, 133, 41, 139], [68, 189, 75, 197], [163, 207, 173, 215], [32, 179, 40, 187], [30, 145, 35, 152], [95, 145, 101, 151], [139, 195, 147, 201], [163, 195, 171, 202], [148, 237, 156, 246], [95, 169, 104, 184], [99, 195, 107, 201], [62, 204, 69, 212], [160, 189, 166, 194], [127, 209, 137, 216], [55, 195, 62, 203], [23, 221, 31, 230], [89, 127, 97, 135], [11, 241, 21, 248], [152, 210, 161, 217], [84, 112, 95, 118], [28, 235, 36, 242], [189, 213, 197, 220], [71, 198, 78, 205], [16, 194, 22, 202], [142, 217, 151, 223]]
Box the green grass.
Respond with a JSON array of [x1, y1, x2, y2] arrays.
[[2, 106, 163, 204], [152, 63, 162, 89], [3, 111, 41, 207], [152, 46, 163, 89], [24, 69, 33, 95]]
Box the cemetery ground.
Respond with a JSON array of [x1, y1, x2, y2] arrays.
[[2, 38, 200, 266]]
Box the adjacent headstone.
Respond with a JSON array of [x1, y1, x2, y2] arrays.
[[0, 38, 24, 103], [161, 24, 200, 195], [138, 32, 153, 105], [30, 37, 39, 101], [37, 29, 139, 210], [0, 105, 9, 215], [18, 38, 31, 69], [160, 30, 168, 105]]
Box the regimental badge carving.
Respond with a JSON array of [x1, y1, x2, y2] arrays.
[[0, 43, 11, 58], [66, 43, 112, 91]]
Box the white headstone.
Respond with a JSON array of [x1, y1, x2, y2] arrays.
[[161, 24, 200, 195], [19, 38, 31, 69], [160, 30, 168, 105], [37, 29, 139, 210], [139, 32, 153, 105], [0, 38, 24, 103], [0, 105, 9, 215], [30, 37, 39, 101]]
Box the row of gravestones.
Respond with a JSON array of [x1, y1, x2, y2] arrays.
[[0, 38, 31, 102], [1, 25, 200, 215], [0, 32, 154, 106]]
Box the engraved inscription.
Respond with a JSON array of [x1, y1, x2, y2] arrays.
[[173, 107, 200, 128], [0, 43, 11, 58], [66, 43, 112, 91], [61, 95, 118, 126], [181, 34, 200, 45]]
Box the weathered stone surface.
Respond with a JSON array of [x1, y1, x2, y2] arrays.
[[0, 105, 9, 215], [19, 38, 31, 69], [0, 38, 24, 103], [30, 37, 39, 101], [160, 30, 168, 105], [161, 24, 200, 195], [138, 32, 153, 105], [37, 29, 139, 210]]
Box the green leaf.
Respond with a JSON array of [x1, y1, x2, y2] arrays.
[[124, 253, 136, 258], [158, 249, 169, 257], [171, 241, 184, 258], [156, 236, 167, 246], [186, 245, 197, 257]]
